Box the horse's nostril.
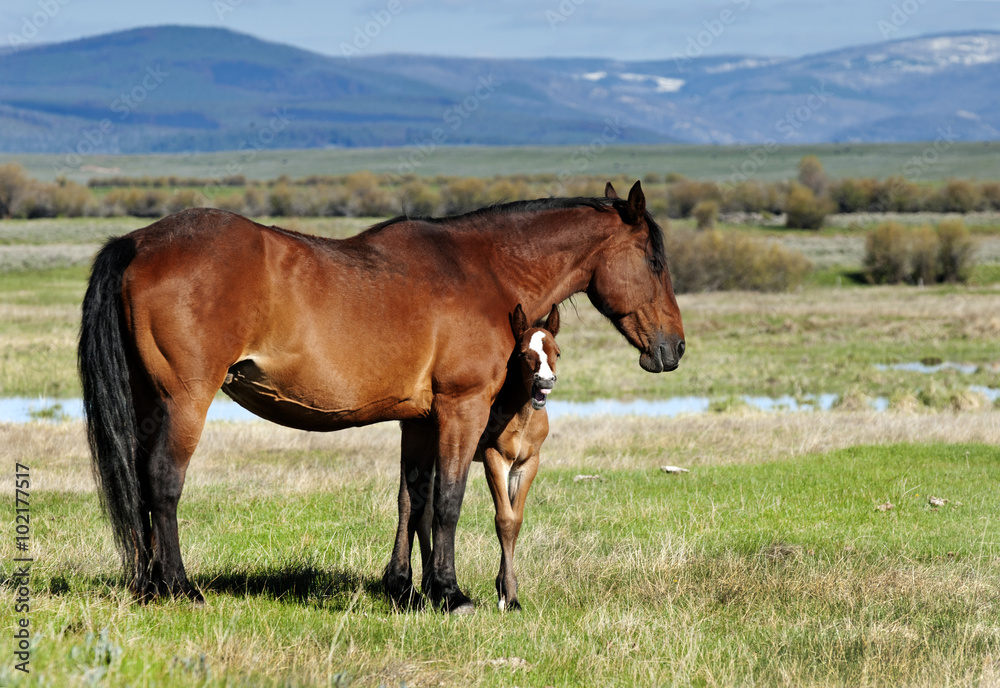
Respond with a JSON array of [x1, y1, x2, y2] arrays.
[[677, 340, 686, 359]]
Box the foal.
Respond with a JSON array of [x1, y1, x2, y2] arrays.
[[418, 303, 560, 611]]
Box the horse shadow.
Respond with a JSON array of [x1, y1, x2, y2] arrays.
[[193, 564, 384, 609], [45, 565, 385, 611]]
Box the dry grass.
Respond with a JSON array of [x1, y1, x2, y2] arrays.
[[5, 409, 998, 495]]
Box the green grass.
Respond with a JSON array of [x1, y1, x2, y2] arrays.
[[3, 442, 998, 687], [6, 141, 1000, 184]]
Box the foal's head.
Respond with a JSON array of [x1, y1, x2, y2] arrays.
[[510, 304, 560, 410]]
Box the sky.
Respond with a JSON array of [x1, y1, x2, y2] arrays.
[[3, 0, 1000, 60]]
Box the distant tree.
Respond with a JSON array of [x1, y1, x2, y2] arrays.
[[797, 155, 828, 196]]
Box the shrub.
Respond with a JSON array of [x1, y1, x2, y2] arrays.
[[667, 180, 720, 218], [936, 218, 977, 283], [937, 179, 982, 213], [863, 219, 977, 285], [829, 178, 868, 213], [165, 189, 204, 214], [797, 155, 827, 195], [440, 178, 489, 215], [784, 183, 833, 230], [664, 228, 812, 293], [400, 181, 440, 216], [863, 221, 909, 284], [50, 179, 94, 216], [908, 224, 938, 286], [692, 200, 719, 230], [268, 182, 295, 216], [979, 181, 1000, 210], [0, 163, 30, 218]]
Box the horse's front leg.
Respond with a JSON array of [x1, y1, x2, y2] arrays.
[[422, 395, 491, 614], [383, 419, 436, 610]]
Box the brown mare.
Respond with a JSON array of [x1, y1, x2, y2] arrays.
[[78, 180, 684, 613], [416, 303, 560, 611]]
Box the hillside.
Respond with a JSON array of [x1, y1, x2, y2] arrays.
[[0, 26, 998, 153]]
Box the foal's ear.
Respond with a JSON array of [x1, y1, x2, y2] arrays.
[[544, 304, 560, 337], [510, 304, 529, 340], [604, 181, 619, 200], [626, 180, 645, 224]]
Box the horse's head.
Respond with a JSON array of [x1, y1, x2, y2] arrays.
[[588, 181, 685, 373], [510, 303, 560, 410]]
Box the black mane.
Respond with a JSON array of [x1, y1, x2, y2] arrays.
[[368, 195, 668, 275]]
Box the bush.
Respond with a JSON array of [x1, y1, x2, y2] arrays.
[[692, 200, 719, 230], [797, 155, 827, 195], [863, 219, 978, 285], [268, 182, 295, 216], [908, 224, 938, 286], [667, 180, 720, 218], [937, 179, 982, 213], [936, 218, 977, 283], [829, 178, 868, 213], [400, 181, 440, 216], [0, 163, 30, 218], [784, 183, 833, 230], [863, 221, 910, 284], [440, 178, 489, 215], [665, 228, 812, 293]]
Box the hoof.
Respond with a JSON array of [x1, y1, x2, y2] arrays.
[[497, 596, 522, 612], [438, 591, 475, 615], [389, 590, 425, 612]]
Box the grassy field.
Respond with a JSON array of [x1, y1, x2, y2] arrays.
[[1, 418, 999, 687], [6, 141, 1000, 185]]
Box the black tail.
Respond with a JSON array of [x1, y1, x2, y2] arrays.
[[79, 236, 144, 591]]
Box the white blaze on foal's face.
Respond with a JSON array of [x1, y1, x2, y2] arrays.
[[529, 331, 555, 382]]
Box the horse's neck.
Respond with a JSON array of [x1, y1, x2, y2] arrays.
[[474, 210, 610, 318]]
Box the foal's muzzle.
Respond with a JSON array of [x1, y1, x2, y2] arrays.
[[531, 375, 556, 410]]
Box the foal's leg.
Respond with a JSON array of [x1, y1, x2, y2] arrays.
[[483, 449, 539, 611], [384, 420, 435, 609], [422, 395, 490, 614]]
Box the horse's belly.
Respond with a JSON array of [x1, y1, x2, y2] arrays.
[[220, 359, 427, 431]]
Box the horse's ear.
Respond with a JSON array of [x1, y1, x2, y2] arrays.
[[626, 180, 645, 224], [510, 304, 528, 340], [544, 303, 560, 337], [604, 182, 619, 200]]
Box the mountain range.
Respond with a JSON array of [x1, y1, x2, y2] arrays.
[[1, 26, 998, 154]]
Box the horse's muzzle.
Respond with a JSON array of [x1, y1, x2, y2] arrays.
[[639, 334, 685, 373]]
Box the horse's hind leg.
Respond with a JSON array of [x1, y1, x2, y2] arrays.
[[384, 419, 435, 609], [133, 389, 211, 602]]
